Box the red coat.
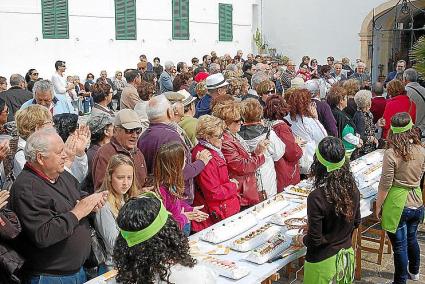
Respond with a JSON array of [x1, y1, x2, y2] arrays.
[[382, 94, 416, 138], [272, 121, 303, 191], [221, 131, 265, 206], [370, 96, 387, 124], [191, 144, 240, 232]]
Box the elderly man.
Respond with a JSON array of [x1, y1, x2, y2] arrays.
[[9, 127, 107, 282], [236, 50, 244, 62], [96, 70, 115, 89], [280, 60, 296, 91], [195, 73, 229, 118], [243, 71, 269, 102], [92, 109, 147, 190], [0, 74, 33, 121], [404, 68, 425, 137], [385, 60, 406, 85], [159, 61, 175, 94], [120, 69, 141, 110], [177, 62, 189, 74], [20, 79, 75, 114], [370, 82, 387, 124], [138, 94, 211, 204], [349, 61, 370, 88], [330, 62, 348, 83], [208, 63, 221, 75]]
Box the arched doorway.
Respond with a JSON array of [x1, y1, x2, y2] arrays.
[[360, 0, 425, 82]]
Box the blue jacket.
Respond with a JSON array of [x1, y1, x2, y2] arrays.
[[159, 71, 173, 94], [20, 96, 76, 115], [195, 94, 212, 118]]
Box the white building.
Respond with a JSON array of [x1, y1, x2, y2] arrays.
[[0, 0, 424, 82], [0, 0, 255, 80]]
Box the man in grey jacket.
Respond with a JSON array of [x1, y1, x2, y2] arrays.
[[404, 68, 425, 138]]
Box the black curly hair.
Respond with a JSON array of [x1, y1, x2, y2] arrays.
[[309, 137, 358, 221], [53, 113, 78, 142], [113, 196, 196, 284]]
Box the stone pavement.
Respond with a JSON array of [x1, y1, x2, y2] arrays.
[[275, 224, 425, 284]]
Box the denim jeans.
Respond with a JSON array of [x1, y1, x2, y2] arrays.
[[28, 267, 86, 284], [387, 206, 424, 284], [183, 222, 191, 236]]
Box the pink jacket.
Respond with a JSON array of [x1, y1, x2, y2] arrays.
[[159, 186, 193, 230]]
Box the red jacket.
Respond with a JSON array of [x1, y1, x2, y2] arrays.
[[382, 94, 416, 138], [370, 96, 387, 124], [191, 144, 240, 232], [272, 121, 303, 191], [221, 131, 265, 206]]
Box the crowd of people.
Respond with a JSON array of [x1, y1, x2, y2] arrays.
[[0, 50, 424, 284]]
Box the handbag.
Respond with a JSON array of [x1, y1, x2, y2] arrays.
[[84, 225, 107, 269]]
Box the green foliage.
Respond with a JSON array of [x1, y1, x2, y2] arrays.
[[410, 36, 425, 78], [253, 28, 267, 52]]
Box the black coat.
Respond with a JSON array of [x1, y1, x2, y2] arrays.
[[0, 87, 33, 122]]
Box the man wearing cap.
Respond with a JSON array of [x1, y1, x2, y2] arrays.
[[92, 109, 147, 191], [178, 90, 198, 146], [81, 113, 114, 194], [305, 80, 338, 137], [195, 73, 228, 118], [138, 94, 211, 204]]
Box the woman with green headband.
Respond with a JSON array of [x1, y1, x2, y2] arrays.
[[113, 194, 216, 284], [376, 112, 424, 283], [293, 136, 360, 284]]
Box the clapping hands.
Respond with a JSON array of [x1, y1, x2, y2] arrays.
[[182, 205, 209, 222], [0, 190, 10, 209], [64, 125, 91, 166]]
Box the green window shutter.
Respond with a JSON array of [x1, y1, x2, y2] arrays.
[[115, 0, 137, 40], [219, 3, 232, 42], [42, 0, 69, 39], [172, 0, 189, 40]]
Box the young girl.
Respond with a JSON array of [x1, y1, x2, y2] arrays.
[[95, 154, 140, 271], [155, 142, 208, 236]]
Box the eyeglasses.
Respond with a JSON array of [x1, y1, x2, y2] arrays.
[[214, 132, 224, 139], [122, 127, 142, 135], [31, 73, 39, 76], [263, 89, 275, 95], [233, 118, 243, 123]]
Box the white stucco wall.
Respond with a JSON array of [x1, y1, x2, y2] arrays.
[[0, 0, 253, 80], [260, 0, 386, 66]]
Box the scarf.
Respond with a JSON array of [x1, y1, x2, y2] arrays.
[[198, 139, 224, 159]]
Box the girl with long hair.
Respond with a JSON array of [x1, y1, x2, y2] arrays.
[[294, 136, 360, 284], [94, 154, 140, 270], [113, 194, 215, 284], [154, 142, 208, 236], [376, 112, 424, 283]]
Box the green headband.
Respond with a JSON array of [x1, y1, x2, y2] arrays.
[[315, 148, 346, 173], [391, 120, 413, 134], [120, 192, 169, 247]]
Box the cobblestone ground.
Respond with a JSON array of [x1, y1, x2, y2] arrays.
[[276, 224, 425, 284]]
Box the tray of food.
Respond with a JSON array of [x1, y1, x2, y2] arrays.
[[359, 182, 379, 198], [245, 233, 292, 264], [251, 194, 291, 220], [350, 159, 367, 174], [284, 217, 307, 230], [285, 185, 312, 197], [360, 162, 382, 180], [229, 223, 284, 252], [200, 256, 250, 280], [200, 213, 258, 244], [269, 204, 307, 226]]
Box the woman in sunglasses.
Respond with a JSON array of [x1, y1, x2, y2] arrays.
[[255, 79, 276, 107], [25, 68, 39, 92]]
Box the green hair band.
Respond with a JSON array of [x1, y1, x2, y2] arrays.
[[315, 147, 345, 173], [120, 192, 169, 247], [391, 120, 413, 134]]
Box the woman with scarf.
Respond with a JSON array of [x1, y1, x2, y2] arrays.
[[294, 136, 360, 284], [376, 112, 424, 283], [212, 100, 268, 208], [191, 115, 240, 232], [327, 85, 362, 158]]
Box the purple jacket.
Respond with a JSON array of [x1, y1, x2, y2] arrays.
[[313, 98, 338, 137], [159, 186, 192, 230], [137, 122, 205, 204]]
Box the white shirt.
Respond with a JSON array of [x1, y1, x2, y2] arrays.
[[51, 71, 69, 101]]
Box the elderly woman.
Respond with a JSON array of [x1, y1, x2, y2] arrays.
[[239, 99, 285, 199], [14, 105, 89, 182], [285, 89, 327, 174], [342, 79, 361, 118], [191, 115, 240, 231], [255, 79, 276, 107], [112, 71, 127, 110], [327, 85, 362, 157], [382, 79, 417, 138], [376, 112, 424, 283], [213, 101, 267, 207], [90, 82, 114, 117], [353, 90, 379, 157], [264, 95, 303, 191]]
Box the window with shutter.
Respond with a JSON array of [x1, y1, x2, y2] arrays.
[[219, 3, 233, 42], [41, 0, 69, 39], [115, 0, 137, 40], [172, 0, 189, 40]]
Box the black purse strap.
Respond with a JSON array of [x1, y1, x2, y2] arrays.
[[406, 85, 425, 105]]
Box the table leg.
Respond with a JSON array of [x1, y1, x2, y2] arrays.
[[355, 226, 362, 280]]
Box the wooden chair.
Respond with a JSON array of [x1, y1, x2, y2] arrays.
[[284, 257, 304, 281], [358, 217, 392, 265], [261, 273, 280, 284]]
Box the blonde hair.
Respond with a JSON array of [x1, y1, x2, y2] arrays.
[[15, 105, 52, 140], [99, 154, 139, 218], [196, 115, 226, 140], [212, 100, 241, 126], [195, 80, 207, 98], [342, 79, 360, 98], [241, 98, 263, 123]]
